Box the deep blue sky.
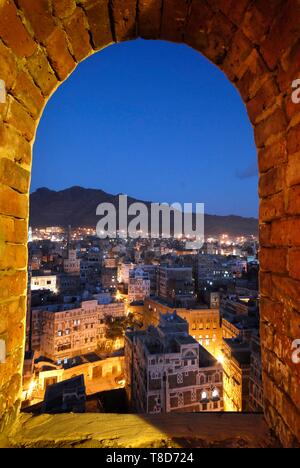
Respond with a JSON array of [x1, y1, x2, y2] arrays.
[[32, 39, 258, 217]]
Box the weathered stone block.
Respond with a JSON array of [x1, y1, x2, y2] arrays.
[[52, 0, 76, 19], [287, 248, 300, 281], [247, 77, 278, 124], [0, 244, 27, 270], [0, 183, 28, 219], [0, 216, 27, 244], [260, 247, 287, 274], [223, 30, 253, 81], [287, 153, 300, 188], [259, 165, 285, 198], [12, 71, 44, 119], [287, 123, 300, 157], [27, 48, 58, 97], [271, 218, 300, 247], [5, 96, 36, 141], [258, 138, 287, 174], [0, 122, 32, 166], [0, 158, 30, 194], [238, 50, 268, 102], [260, 191, 285, 222], [287, 185, 300, 215], [255, 108, 287, 148], [0, 272, 27, 302], [0, 40, 17, 91], [0, 0, 36, 57], [261, 0, 300, 70], [241, 0, 283, 44], [138, 0, 162, 39], [63, 8, 92, 61], [161, 0, 189, 43], [84, 1, 114, 50], [259, 222, 272, 247], [111, 0, 138, 42], [45, 28, 76, 81], [17, 0, 56, 44]]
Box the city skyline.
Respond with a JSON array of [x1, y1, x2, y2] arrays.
[[31, 39, 258, 218]]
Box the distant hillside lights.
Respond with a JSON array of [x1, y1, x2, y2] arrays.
[[96, 195, 204, 250]]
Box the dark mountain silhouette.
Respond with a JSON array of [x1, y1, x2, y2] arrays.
[[29, 186, 258, 236]]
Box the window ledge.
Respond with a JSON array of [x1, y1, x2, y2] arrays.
[[2, 412, 280, 448]]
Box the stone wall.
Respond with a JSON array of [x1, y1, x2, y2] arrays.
[[0, 0, 299, 446]]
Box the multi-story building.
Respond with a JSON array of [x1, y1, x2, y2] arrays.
[[128, 267, 151, 303], [32, 300, 100, 361], [101, 267, 118, 289], [125, 312, 223, 414], [222, 338, 251, 412], [143, 297, 222, 358], [64, 249, 81, 275], [31, 271, 58, 294], [158, 266, 195, 307], [31, 298, 124, 362], [197, 254, 231, 286], [97, 301, 125, 319], [221, 295, 258, 316], [140, 264, 158, 295], [117, 262, 136, 285], [222, 315, 259, 343], [203, 291, 220, 309], [57, 273, 81, 294], [80, 250, 101, 283], [249, 333, 263, 412], [103, 256, 118, 269]]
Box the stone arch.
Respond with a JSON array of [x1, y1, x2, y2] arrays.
[[0, 0, 299, 446]]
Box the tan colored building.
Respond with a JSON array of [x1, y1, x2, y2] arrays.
[[31, 272, 58, 293], [128, 267, 150, 303], [97, 301, 125, 319], [34, 355, 124, 400], [32, 300, 100, 361], [143, 297, 222, 359], [222, 338, 251, 412], [117, 262, 136, 284], [125, 312, 223, 414], [64, 249, 81, 275]]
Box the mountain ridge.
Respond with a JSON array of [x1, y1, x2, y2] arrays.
[[29, 186, 258, 236]]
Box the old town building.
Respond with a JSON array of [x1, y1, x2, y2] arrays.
[[0, 0, 300, 448], [222, 338, 251, 412], [32, 300, 100, 361], [249, 333, 264, 413], [158, 266, 196, 307], [31, 299, 124, 361], [128, 267, 151, 303], [125, 312, 223, 414], [31, 271, 58, 294], [63, 249, 81, 275], [144, 297, 222, 358]]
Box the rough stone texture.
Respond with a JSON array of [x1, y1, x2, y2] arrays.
[[1, 413, 280, 448], [0, 0, 299, 447]]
